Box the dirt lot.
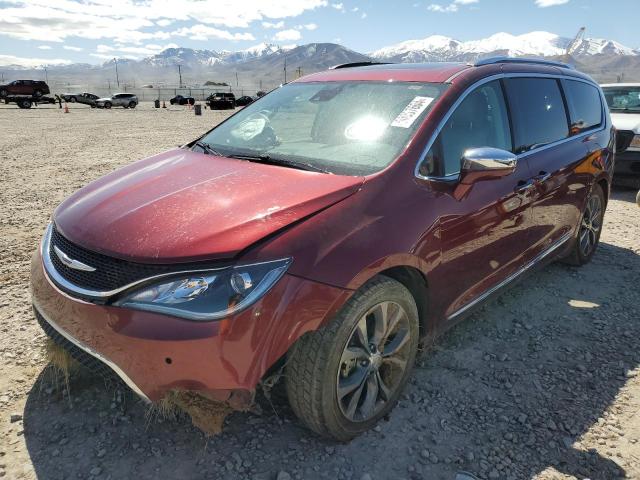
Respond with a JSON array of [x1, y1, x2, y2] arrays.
[[0, 102, 639, 480]]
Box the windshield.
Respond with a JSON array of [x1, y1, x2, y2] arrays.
[[198, 81, 447, 176], [603, 86, 640, 113]]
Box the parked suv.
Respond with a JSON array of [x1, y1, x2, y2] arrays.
[[207, 92, 235, 109], [601, 83, 640, 187], [0, 80, 50, 97], [95, 93, 138, 109], [31, 59, 613, 440]]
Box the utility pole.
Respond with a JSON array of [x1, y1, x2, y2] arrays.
[[178, 64, 183, 88], [296, 66, 302, 79], [114, 58, 120, 87], [284, 56, 287, 84], [43, 67, 48, 84], [235, 71, 239, 87]]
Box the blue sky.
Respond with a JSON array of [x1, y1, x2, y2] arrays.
[[0, 0, 637, 67]]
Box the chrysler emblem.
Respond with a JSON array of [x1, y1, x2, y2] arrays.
[[53, 245, 97, 272]]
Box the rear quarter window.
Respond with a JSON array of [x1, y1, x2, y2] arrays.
[[563, 80, 603, 134], [503, 78, 569, 154]]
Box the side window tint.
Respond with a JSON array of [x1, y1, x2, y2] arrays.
[[563, 80, 602, 134], [421, 80, 512, 177], [504, 78, 569, 154]]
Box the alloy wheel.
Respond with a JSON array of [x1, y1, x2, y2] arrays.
[[578, 194, 602, 257], [336, 301, 411, 422]]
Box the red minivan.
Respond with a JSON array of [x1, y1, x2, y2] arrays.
[[31, 58, 614, 440]]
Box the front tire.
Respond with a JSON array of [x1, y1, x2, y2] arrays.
[[128, 102, 136, 109], [286, 276, 419, 441], [104, 102, 112, 109], [563, 183, 605, 266]]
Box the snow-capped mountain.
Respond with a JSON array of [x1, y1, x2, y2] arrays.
[[371, 31, 638, 62]]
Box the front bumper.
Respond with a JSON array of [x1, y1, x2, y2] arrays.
[[614, 150, 640, 186], [31, 248, 349, 405]]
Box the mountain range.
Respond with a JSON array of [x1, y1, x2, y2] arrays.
[[2, 31, 639, 89]]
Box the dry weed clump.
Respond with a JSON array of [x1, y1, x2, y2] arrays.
[[150, 390, 234, 436]]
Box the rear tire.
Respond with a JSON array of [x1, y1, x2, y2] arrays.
[[286, 276, 419, 441], [69, 97, 76, 103], [563, 183, 605, 266], [18, 99, 32, 109], [104, 102, 112, 109]]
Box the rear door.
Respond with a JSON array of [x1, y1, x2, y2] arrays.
[[421, 79, 536, 319], [503, 77, 591, 257]]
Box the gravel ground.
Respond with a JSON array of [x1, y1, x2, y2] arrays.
[[1, 102, 639, 480]]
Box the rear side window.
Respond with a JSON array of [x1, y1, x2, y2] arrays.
[[421, 80, 512, 177], [563, 80, 603, 134], [504, 78, 569, 154]]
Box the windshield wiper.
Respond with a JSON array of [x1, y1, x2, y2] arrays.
[[227, 153, 330, 174], [193, 140, 224, 156]]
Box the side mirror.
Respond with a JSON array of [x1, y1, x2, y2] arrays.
[[459, 147, 517, 185]]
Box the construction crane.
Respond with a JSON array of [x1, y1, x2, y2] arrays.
[[563, 27, 586, 63]]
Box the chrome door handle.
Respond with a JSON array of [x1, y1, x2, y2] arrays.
[[514, 179, 535, 194], [534, 171, 551, 183]]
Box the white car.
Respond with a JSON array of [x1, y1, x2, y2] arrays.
[[95, 93, 138, 109], [601, 83, 640, 187]]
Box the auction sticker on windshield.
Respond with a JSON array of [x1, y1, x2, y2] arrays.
[[391, 96, 434, 128]]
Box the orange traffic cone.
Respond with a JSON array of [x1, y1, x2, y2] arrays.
[[162, 100, 166, 108], [64, 102, 69, 113]]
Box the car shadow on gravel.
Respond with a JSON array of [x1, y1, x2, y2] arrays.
[[611, 185, 639, 203], [22, 242, 639, 480]]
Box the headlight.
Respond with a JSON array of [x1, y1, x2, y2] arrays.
[[630, 134, 640, 150], [113, 258, 291, 321]]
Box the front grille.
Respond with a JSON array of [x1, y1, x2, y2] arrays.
[[49, 224, 174, 292], [35, 307, 118, 382]]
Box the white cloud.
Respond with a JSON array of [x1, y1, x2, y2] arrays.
[[172, 24, 255, 41], [361, 12, 367, 18], [427, 3, 459, 12], [63, 45, 83, 51], [37, 45, 52, 50], [331, 3, 344, 10], [351, 6, 359, 11], [0, 0, 327, 44], [273, 28, 302, 41], [0, 54, 72, 67], [262, 20, 285, 28], [303, 23, 317, 30], [454, 0, 478, 3], [95, 42, 179, 58], [535, 0, 569, 5]]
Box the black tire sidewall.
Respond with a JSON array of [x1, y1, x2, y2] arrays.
[[574, 183, 605, 264], [319, 277, 419, 439]]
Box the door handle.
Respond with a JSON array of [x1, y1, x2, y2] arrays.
[[534, 171, 551, 183], [514, 179, 536, 194]]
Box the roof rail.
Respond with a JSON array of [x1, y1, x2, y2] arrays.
[[474, 56, 575, 70], [330, 61, 392, 70]]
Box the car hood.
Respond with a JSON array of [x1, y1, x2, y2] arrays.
[[611, 112, 640, 133], [53, 149, 364, 263]]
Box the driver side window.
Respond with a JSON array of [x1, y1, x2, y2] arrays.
[[420, 80, 512, 177]]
